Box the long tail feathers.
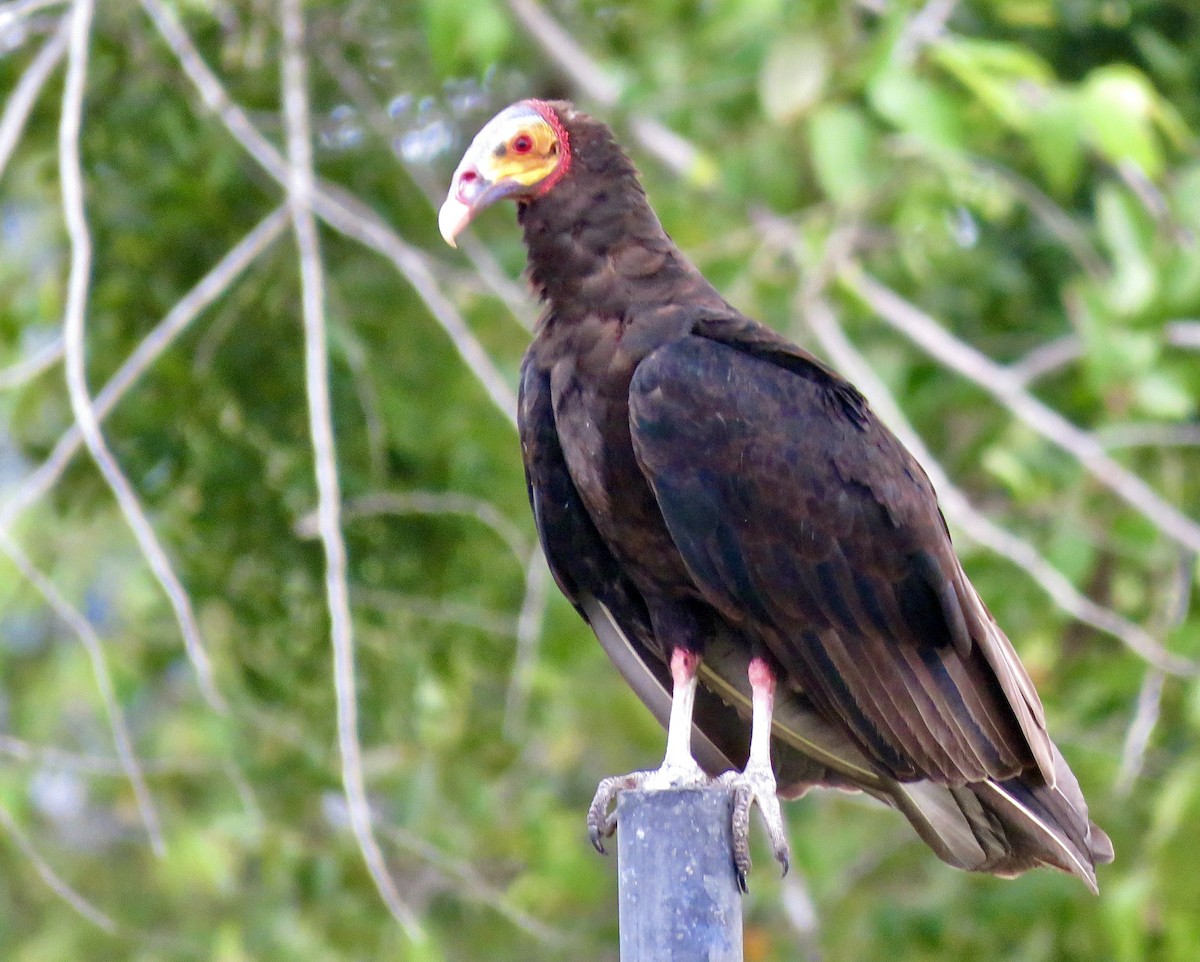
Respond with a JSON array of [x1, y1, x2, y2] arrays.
[[897, 744, 1113, 890]]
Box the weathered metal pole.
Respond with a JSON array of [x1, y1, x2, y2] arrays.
[[617, 787, 743, 961]]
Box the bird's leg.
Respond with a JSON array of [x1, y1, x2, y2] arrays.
[[719, 655, 791, 891], [587, 647, 710, 853]]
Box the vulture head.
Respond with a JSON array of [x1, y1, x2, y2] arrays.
[[438, 100, 573, 247]]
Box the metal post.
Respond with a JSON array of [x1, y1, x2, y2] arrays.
[[617, 787, 743, 961]]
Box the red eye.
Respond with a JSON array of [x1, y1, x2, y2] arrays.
[[512, 134, 533, 154]]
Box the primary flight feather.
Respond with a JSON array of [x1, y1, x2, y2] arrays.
[[440, 99, 1112, 890]]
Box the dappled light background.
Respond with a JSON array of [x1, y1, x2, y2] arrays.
[[0, 0, 1198, 959]]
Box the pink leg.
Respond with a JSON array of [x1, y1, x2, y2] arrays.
[[721, 655, 790, 889], [661, 648, 701, 771], [587, 646, 710, 852]]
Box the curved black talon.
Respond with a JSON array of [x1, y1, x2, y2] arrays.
[[730, 782, 754, 891], [587, 773, 639, 855], [721, 766, 791, 889]]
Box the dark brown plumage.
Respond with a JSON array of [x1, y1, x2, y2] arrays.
[[441, 99, 1113, 890]]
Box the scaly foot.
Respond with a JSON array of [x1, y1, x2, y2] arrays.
[[719, 762, 791, 892], [586, 756, 710, 853]]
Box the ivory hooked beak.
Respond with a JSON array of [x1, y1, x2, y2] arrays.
[[438, 194, 472, 248]]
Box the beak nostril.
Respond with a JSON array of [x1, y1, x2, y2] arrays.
[[459, 169, 479, 184]]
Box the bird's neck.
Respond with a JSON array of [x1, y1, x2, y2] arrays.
[[517, 153, 723, 325]]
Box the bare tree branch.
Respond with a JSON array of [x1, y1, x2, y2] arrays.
[[58, 0, 224, 711], [802, 294, 1196, 675], [332, 318, 388, 478], [381, 822, 568, 947], [504, 0, 706, 179], [1008, 333, 1083, 387], [0, 207, 289, 532], [139, 0, 518, 427], [504, 547, 550, 740], [277, 0, 422, 939], [0, 733, 207, 776], [221, 756, 265, 834], [316, 43, 536, 332], [0, 799, 117, 933], [1116, 553, 1193, 794], [0, 0, 66, 31], [895, 0, 959, 63], [297, 490, 529, 568], [0, 12, 69, 186], [0, 334, 63, 390], [505, 0, 620, 104], [0, 533, 165, 853], [1098, 422, 1200, 450], [976, 158, 1108, 279], [841, 266, 1200, 555], [1114, 668, 1164, 795], [311, 184, 519, 425], [354, 588, 519, 640]]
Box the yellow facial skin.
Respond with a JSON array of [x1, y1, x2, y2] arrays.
[[439, 104, 564, 247], [482, 116, 561, 188]]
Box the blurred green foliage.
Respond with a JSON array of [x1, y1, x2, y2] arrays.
[[0, 0, 1198, 960]]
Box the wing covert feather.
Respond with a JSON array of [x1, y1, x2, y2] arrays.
[[628, 331, 1053, 786]]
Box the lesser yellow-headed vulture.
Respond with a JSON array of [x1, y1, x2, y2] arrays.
[[440, 99, 1112, 891]]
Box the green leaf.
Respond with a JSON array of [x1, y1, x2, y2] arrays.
[[1133, 371, 1195, 419], [1095, 182, 1157, 315], [1079, 66, 1165, 177], [421, 0, 511, 74], [868, 64, 967, 152], [1025, 92, 1085, 195], [932, 37, 1055, 131], [759, 35, 829, 124], [808, 103, 876, 207]]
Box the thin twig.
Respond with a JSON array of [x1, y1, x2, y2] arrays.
[[1098, 422, 1200, 450], [316, 43, 535, 332], [0, 335, 63, 390], [1115, 553, 1193, 794], [504, 0, 705, 178], [330, 318, 388, 478], [138, 0, 518, 427], [297, 490, 529, 568], [221, 756, 265, 833], [895, 0, 959, 63], [0, 207, 289, 532], [58, 0, 223, 711], [1114, 669, 1164, 795], [277, 0, 422, 939], [353, 588, 519, 640], [382, 822, 568, 947], [0, 799, 117, 933], [53, 0, 175, 854], [1115, 159, 1189, 244], [505, 0, 619, 104], [802, 294, 1195, 675], [312, 183, 519, 425], [0, 12, 69, 186], [971, 159, 1106, 281], [841, 266, 1200, 555], [0, 0, 67, 30], [0, 533, 165, 853], [0, 733, 205, 776], [503, 547, 550, 740], [1008, 333, 1082, 387]]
